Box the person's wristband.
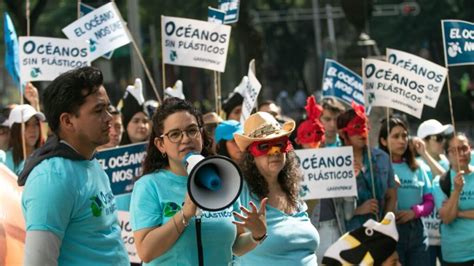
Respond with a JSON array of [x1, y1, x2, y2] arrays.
[[251, 233, 267, 244], [181, 210, 190, 227]]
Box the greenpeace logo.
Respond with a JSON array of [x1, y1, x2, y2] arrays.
[[326, 185, 352, 192]]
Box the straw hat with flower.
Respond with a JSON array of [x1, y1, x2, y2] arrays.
[[234, 112, 295, 152]]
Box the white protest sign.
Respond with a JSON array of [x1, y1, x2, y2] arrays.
[[19, 36, 89, 82], [240, 59, 262, 124], [386, 48, 447, 108], [117, 211, 140, 263], [62, 2, 131, 61], [161, 16, 231, 72], [295, 147, 357, 200], [421, 210, 441, 246], [363, 58, 427, 118]]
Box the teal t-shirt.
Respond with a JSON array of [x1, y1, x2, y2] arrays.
[[433, 170, 474, 262], [471, 151, 474, 166], [0, 150, 5, 164], [238, 183, 319, 266], [393, 162, 431, 211], [323, 134, 341, 148], [130, 169, 239, 266], [22, 157, 129, 265], [5, 149, 25, 175]]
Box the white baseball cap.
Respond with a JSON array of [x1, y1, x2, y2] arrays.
[[7, 104, 45, 128], [417, 119, 453, 139]]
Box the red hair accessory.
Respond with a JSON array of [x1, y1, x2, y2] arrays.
[[248, 136, 293, 157], [343, 101, 369, 137], [296, 96, 325, 145]]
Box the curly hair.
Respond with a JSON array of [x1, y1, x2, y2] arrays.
[[140, 97, 214, 177], [240, 150, 301, 208]]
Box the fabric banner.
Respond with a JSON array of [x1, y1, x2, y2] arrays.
[[442, 20, 474, 66], [240, 59, 262, 124], [95, 142, 147, 196], [19, 36, 90, 82], [322, 59, 364, 106], [218, 0, 240, 24], [386, 48, 447, 107], [4, 12, 20, 86], [62, 2, 131, 61], [295, 147, 357, 200], [161, 15, 231, 72], [363, 58, 428, 118], [0, 164, 25, 265]]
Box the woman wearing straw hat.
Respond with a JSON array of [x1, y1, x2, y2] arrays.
[[234, 111, 319, 265], [129, 98, 267, 266]]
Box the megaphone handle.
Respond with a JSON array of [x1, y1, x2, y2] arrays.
[[195, 208, 204, 266]]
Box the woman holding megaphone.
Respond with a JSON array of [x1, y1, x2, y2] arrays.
[[129, 97, 267, 266], [233, 112, 320, 265]]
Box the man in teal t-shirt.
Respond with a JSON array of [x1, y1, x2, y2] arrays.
[[18, 67, 129, 265]]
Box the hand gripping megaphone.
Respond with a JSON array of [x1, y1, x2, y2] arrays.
[[184, 152, 243, 211]]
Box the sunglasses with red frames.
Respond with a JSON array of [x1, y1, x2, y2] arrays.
[[248, 136, 293, 157]]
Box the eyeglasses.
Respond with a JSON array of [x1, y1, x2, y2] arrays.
[[428, 135, 444, 143], [448, 145, 471, 155], [248, 136, 293, 157], [161, 125, 202, 143]]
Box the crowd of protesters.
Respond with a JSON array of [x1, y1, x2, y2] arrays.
[[2, 66, 474, 265]]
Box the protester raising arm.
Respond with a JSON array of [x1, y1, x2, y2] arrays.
[[130, 98, 266, 266]]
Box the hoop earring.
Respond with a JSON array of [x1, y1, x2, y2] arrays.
[[162, 153, 167, 158]]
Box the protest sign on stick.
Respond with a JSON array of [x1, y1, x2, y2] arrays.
[[362, 58, 428, 118], [386, 48, 448, 108], [63, 2, 131, 61], [295, 147, 357, 200], [240, 59, 262, 124], [322, 59, 364, 106], [161, 15, 231, 73], [19, 36, 90, 82]]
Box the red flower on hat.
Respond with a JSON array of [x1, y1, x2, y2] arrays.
[[297, 96, 325, 145], [343, 101, 369, 137]]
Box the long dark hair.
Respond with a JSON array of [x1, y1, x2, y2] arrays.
[[336, 109, 357, 146], [217, 140, 231, 158], [379, 117, 418, 171], [141, 97, 214, 177], [9, 118, 42, 167], [240, 150, 301, 208]]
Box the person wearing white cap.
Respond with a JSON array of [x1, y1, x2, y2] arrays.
[[413, 119, 453, 265], [4, 104, 45, 175], [416, 119, 453, 171]]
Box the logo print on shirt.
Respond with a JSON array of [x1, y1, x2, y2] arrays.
[[163, 202, 182, 217], [90, 195, 104, 217]]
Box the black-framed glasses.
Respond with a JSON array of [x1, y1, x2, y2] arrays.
[[161, 125, 202, 143]]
